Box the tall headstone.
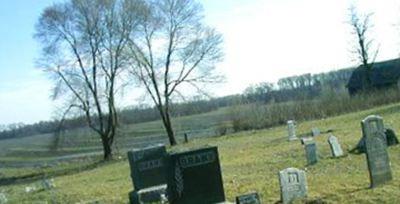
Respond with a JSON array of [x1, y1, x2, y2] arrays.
[[167, 146, 225, 204], [328, 135, 344, 157], [287, 120, 297, 141], [127, 144, 168, 204], [304, 142, 318, 165], [361, 115, 392, 188], [279, 168, 308, 204], [236, 192, 261, 204]]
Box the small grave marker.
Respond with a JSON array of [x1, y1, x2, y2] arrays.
[[279, 168, 308, 204], [236, 192, 261, 204], [328, 135, 344, 157], [362, 115, 392, 188], [167, 146, 225, 204], [287, 120, 297, 141], [304, 142, 318, 165]]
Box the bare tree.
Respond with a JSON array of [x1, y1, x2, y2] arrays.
[[35, 0, 144, 160], [128, 0, 224, 145], [348, 6, 378, 90]]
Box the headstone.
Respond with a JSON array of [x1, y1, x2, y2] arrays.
[[362, 115, 392, 188], [304, 142, 318, 165], [0, 192, 7, 204], [128, 144, 168, 190], [311, 127, 320, 137], [279, 168, 308, 204], [236, 192, 261, 204], [167, 146, 225, 204], [287, 120, 297, 141], [353, 127, 398, 153], [328, 135, 344, 157], [127, 144, 168, 204], [300, 137, 313, 145], [384, 128, 399, 146]]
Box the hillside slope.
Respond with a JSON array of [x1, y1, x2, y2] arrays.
[[2, 103, 400, 203]]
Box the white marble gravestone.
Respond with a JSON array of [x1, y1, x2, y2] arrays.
[[287, 120, 297, 141], [279, 168, 308, 204], [328, 135, 344, 157]]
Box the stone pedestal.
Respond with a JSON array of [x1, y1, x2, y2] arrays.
[[129, 184, 168, 204]]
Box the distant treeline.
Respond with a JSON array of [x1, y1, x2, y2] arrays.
[[0, 67, 355, 140]]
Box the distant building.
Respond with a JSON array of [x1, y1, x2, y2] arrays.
[[347, 58, 400, 95]]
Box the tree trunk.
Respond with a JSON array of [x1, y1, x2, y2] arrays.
[[164, 119, 177, 146], [101, 135, 113, 160]]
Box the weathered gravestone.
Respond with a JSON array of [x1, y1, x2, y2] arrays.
[[236, 192, 261, 204], [167, 146, 225, 204], [311, 127, 320, 137], [127, 144, 168, 204], [304, 142, 318, 165], [287, 120, 297, 141], [328, 135, 344, 157], [361, 115, 392, 188], [279, 168, 307, 204]]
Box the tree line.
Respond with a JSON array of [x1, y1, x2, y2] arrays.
[[3, 1, 386, 160]]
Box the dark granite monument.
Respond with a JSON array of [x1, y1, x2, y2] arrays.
[[167, 146, 225, 204], [127, 144, 168, 204]]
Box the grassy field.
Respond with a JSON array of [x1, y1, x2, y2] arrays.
[[0, 107, 231, 170], [1, 103, 400, 203]]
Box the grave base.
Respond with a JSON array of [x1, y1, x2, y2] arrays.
[[129, 184, 167, 204]]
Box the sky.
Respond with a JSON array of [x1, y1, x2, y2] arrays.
[[0, 0, 400, 125]]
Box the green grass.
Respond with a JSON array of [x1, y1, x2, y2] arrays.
[[1, 103, 400, 203]]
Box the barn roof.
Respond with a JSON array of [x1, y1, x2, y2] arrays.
[[347, 58, 400, 90]]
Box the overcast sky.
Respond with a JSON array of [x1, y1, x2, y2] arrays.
[[0, 0, 400, 125]]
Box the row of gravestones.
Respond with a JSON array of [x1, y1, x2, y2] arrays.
[[299, 134, 344, 166], [127, 143, 304, 204], [127, 115, 397, 204], [287, 115, 397, 194]]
